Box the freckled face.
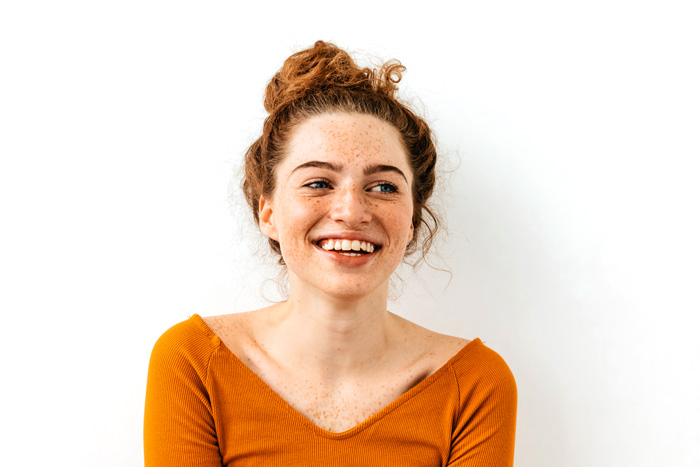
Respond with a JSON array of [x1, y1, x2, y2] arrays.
[[258, 112, 414, 300]]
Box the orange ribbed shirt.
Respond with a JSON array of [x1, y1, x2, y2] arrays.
[[144, 314, 517, 466]]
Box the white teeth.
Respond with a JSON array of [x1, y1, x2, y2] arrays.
[[319, 239, 378, 253]]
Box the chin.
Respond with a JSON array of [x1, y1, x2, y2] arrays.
[[288, 271, 389, 303], [321, 285, 381, 302]]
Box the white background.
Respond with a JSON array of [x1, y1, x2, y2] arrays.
[[1, 1, 699, 465]]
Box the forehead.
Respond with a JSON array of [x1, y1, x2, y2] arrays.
[[282, 112, 410, 174]]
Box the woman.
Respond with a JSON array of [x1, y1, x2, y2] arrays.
[[144, 41, 517, 466]]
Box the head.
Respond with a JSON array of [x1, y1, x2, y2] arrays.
[[243, 40, 440, 266]]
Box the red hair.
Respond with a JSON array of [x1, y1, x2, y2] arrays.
[[243, 41, 440, 265]]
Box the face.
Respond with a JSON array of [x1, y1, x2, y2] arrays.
[[259, 112, 414, 301]]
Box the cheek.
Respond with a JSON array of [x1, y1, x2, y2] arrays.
[[382, 204, 414, 242], [395, 200, 415, 226], [276, 197, 326, 240]]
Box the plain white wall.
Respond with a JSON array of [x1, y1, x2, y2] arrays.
[[2, 1, 698, 465]]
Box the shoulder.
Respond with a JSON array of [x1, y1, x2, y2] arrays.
[[148, 314, 221, 383], [201, 311, 254, 338], [151, 314, 220, 354], [449, 339, 517, 405], [419, 332, 472, 374], [388, 312, 473, 374], [447, 342, 518, 464], [201, 311, 258, 358]]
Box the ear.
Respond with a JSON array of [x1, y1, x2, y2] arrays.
[[258, 196, 279, 242], [408, 220, 414, 243]]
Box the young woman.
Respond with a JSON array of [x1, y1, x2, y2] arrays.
[[144, 41, 517, 466]]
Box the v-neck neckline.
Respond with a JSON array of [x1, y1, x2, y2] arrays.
[[190, 313, 482, 439]]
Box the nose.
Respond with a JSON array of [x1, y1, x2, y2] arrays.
[[329, 185, 372, 226]]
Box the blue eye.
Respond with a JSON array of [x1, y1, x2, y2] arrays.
[[370, 183, 398, 193], [305, 180, 331, 189]]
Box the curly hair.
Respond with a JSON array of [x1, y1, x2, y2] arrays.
[[243, 40, 441, 265]]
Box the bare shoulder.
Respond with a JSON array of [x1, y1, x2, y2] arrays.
[[201, 309, 264, 355], [422, 329, 472, 362], [202, 311, 253, 333], [389, 312, 472, 369], [202, 303, 279, 333]]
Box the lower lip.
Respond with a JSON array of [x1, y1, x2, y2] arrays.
[[313, 244, 378, 267]]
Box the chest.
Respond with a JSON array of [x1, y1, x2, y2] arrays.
[[202, 313, 467, 434], [242, 356, 434, 433]]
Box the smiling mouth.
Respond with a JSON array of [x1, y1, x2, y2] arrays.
[[316, 239, 381, 256]]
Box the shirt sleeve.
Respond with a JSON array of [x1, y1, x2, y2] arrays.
[[144, 320, 224, 467], [446, 346, 518, 467]]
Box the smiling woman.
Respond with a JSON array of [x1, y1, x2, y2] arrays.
[[259, 112, 415, 301], [144, 41, 517, 466]]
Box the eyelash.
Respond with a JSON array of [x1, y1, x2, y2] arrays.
[[303, 180, 399, 194], [305, 180, 332, 190], [369, 182, 399, 194]]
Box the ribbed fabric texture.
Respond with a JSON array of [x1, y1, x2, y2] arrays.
[[144, 315, 517, 466]]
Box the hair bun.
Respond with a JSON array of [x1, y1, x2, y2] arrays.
[[263, 40, 405, 114]]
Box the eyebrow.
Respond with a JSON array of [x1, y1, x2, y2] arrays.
[[292, 160, 408, 183], [364, 164, 408, 183]]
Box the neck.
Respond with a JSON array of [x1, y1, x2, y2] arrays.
[[265, 276, 399, 382]]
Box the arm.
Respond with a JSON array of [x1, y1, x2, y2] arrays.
[[447, 352, 518, 466], [144, 323, 224, 467]]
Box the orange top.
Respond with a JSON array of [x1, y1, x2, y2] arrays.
[[144, 314, 517, 466]]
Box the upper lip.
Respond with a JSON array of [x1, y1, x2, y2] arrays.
[[310, 231, 383, 246]]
